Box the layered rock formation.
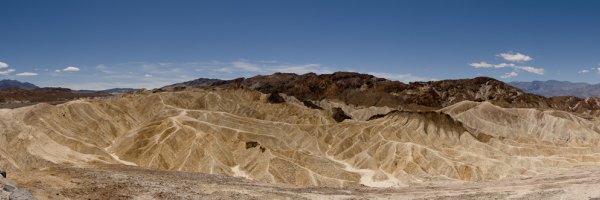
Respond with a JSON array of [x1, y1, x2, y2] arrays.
[[2, 87, 600, 188], [163, 72, 600, 116]]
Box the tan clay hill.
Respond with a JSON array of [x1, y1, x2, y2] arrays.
[[2, 74, 600, 199]]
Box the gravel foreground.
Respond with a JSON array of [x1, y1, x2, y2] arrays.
[[5, 164, 600, 200]]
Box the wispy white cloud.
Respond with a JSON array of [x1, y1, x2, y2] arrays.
[[63, 66, 80, 72], [212, 67, 232, 73], [0, 69, 15, 75], [470, 62, 544, 75], [208, 61, 335, 75], [270, 63, 320, 72], [494, 63, 516, 68], [471, 52, 543, 77], [268, 64, 334, 74], [500, 71, 518, 78], [258, 60, 278, 64], [232, 61, 262, 72], [0, 60, 8, 69], [368, 72, 434, 82], [498, 52, 533, 62], [16, 72, 38, 76], [144, 74, 152, 78], [515, 66, 544, 75], [578, 69, 590, 74], [469, 62, 494, 68], [96, 64, 114, 74], [577, 66, 600, 74], [469, 62, 518, 69]]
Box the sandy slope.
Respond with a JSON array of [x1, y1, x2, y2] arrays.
[[1, 88, 600, 198]]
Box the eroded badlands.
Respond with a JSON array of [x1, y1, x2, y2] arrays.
[[1, 88, 600, 199]]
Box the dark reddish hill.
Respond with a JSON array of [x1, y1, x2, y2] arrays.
[[0, 87, 109, 108], [210, 72, 549, 110], [163, 72, 599, 115]]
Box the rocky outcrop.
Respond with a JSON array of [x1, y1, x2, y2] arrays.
[[266, 92, 285, 104], [1, 172, 36, 200], [301, 100, 323, 110], [9, 188, 36, 200], [332, 107, 351, 122]]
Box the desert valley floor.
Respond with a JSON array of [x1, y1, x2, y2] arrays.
[[4, 164, 600, 200]]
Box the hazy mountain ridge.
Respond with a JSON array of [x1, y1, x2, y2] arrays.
[[510, 80, 600, 98], [0, 80, 137, 108], [0, 79, 39, 90], [77, 88, 139, 94]]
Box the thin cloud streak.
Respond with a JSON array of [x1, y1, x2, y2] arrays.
[[497, 52, 533, 62], [470, 52, 544, 78], [63, 66, 80, 72], [501, 71, 518, 78], [0, 61, 8, 69], [16, 72, 38, 76], [0, 69, 16, 75]]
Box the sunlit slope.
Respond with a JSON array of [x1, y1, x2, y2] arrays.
[[1, 89, 600, 187]]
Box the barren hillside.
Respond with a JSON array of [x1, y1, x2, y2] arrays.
[[2, 88, 600, 188], [2, 74, 600, 199]]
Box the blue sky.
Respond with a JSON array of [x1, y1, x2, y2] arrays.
[[1, 0, 600, 89]]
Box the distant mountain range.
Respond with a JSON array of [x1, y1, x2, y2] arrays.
[[77, 88, 139, 94], [100, 88, 139, 94], [0, 79, 39, 90], [5, 78, 600, 100], [161, 78, 224, 90], [0, 79, 139, 108], [510, 80, 600, 98], [0, 79, 138, 94]]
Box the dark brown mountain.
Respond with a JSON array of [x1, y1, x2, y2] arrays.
[[212, 72, 545, 109], [0, 87, 109, 108], [168, 72, 600, 115]]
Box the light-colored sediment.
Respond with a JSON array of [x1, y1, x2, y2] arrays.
[[1, 88, 600, 195]]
